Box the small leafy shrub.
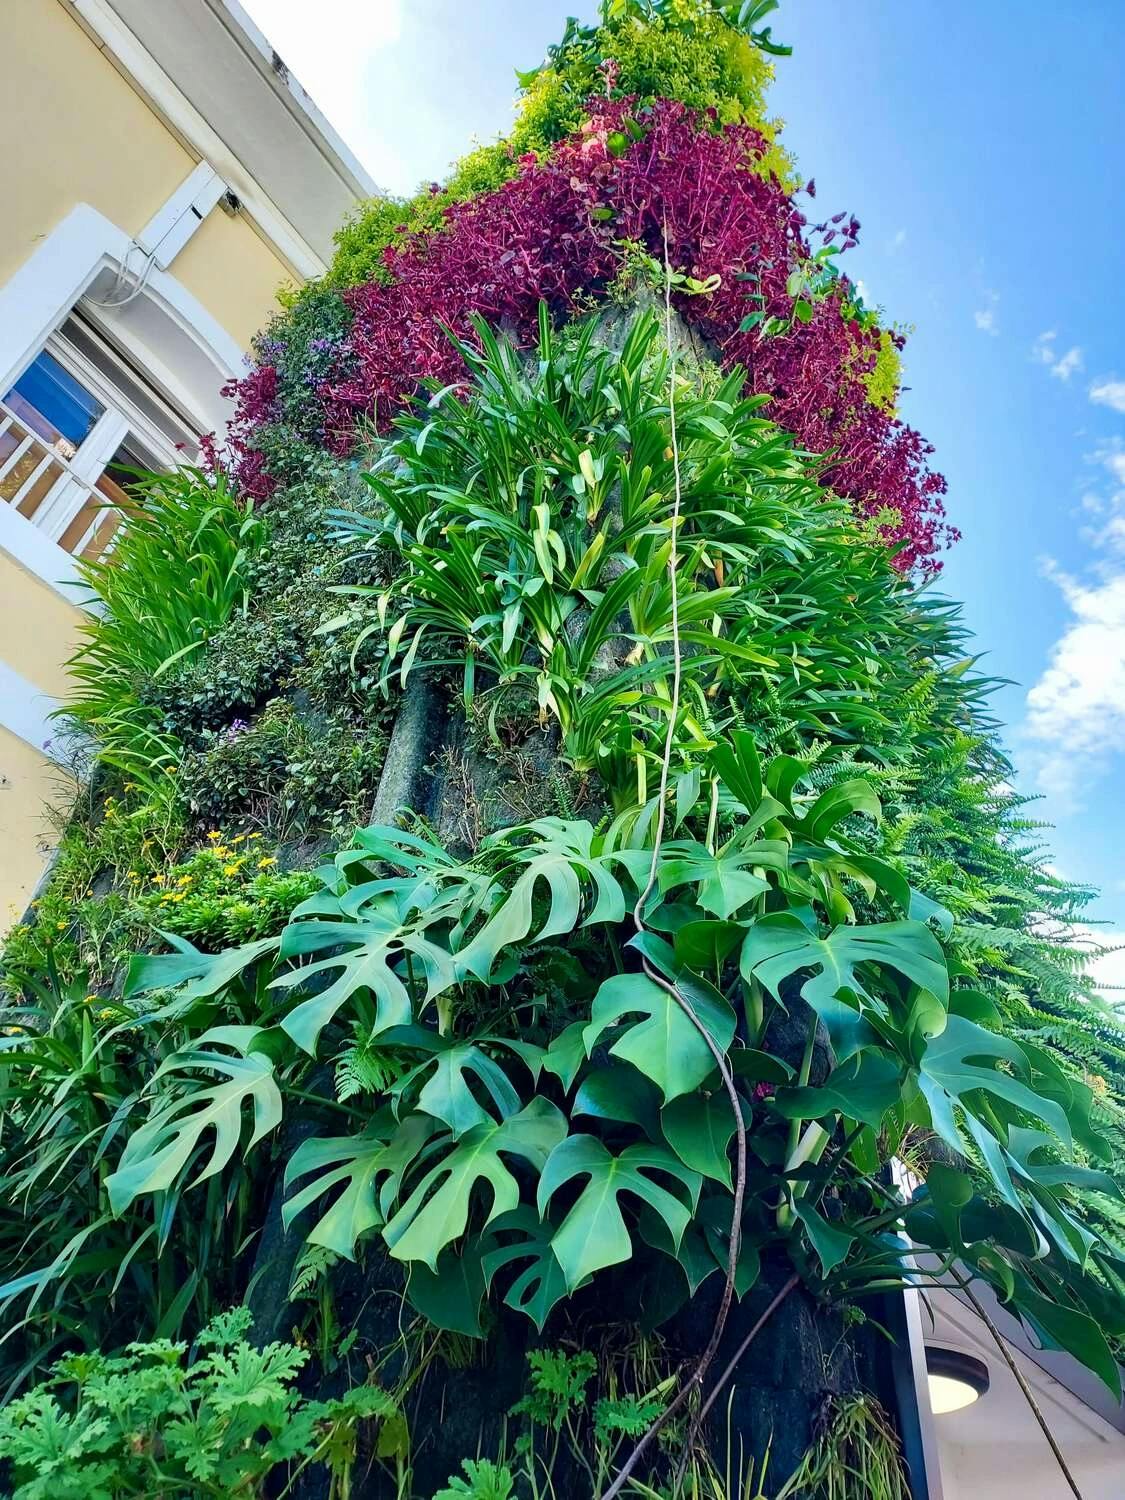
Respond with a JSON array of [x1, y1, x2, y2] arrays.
[[434, 1458, 517, 1500], [130, 833, 318, 948], [325, 0, 789, 294], [1, 780, 186, 995], [0, 1307, 394, 1500], [146, 608, 305, 745], [178, 700, 386, 840]]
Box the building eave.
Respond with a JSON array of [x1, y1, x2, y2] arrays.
[[59, 0, 380, 278]]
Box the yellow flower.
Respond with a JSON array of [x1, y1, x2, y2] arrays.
[[3, 1026, 24, 1036], [55, 921, 67, 930], [177, 875, 193, 887], [160, 891, 176, 903], [211, 846, 230, 858], [207, 831, 222, 841], [164, 766, 176, 775], [128, 870, 140, 880], [84, 994, 97, 1005], [97, 1009, 113, 1021], [152, 874, 166, 886], [231, 834, 246, 845], [257, 856, 277, 869], [223, 860, 245, 876], [248, 832, 263, 840], [171, 892, 186, 902]]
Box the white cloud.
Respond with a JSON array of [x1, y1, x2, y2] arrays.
[[889, 228, 907, 252], [240, 0, 408, 189], [1090, 378, 1125, 414], [1065, 923, 1125, 1003], [1098, 441, 1125, 487], [1049, 345, 1083, 381], [1023, 559, 1125, 811], [1032, 331, 1084, 380], [974, 288, 1000, 335]]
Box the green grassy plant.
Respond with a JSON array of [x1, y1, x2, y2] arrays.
[[64, 469, 265, 787]]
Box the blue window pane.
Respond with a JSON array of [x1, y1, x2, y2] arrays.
[[5, 351, 104, 448]]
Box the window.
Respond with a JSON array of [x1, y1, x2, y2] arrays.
[[0, 311, 203, 561]]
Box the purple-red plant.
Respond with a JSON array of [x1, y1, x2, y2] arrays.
[[222, 98, 955, 571]]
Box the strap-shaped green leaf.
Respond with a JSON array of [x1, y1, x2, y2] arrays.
[[383, 1098, 567, 1270], [538, 1134, 702, 1289], [583, 971, 736, 1101], [107, 1027, 281, 1214]]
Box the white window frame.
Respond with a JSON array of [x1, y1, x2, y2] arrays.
[[0, 200, 245, 598]]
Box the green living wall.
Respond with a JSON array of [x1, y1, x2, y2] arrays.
[[2, 5, 1124, 1498]]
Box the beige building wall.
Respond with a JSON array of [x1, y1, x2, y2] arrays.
[[174, 209, 294, 353], [0, 0, 194, 289], [0, 0, 292, 335], [0, 2, 298, 932], [0, 557, 84, 926], [0, 728, 65, 934], [0, 558, 85, 701]]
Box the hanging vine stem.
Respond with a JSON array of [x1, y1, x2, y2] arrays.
[[598, 218, 750, 1500], [950, 1269, 1086, 1500]]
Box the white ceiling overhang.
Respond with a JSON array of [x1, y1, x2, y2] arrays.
[[64, 0, 380, 276]]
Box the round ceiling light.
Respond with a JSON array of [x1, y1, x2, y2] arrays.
[[925, 1346, 991, 1414]]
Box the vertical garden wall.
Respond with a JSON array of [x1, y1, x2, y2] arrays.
[[2, 4, 1125, 1498]]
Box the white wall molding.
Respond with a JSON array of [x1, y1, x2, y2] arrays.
[[139, 161, 227, 269], [0, 660, 65, 761], [64, 0, 328, 280], [0, 508, 83, 602], [0, 202, 244, 398]]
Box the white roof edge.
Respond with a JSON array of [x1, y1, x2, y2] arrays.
[[204, 0, 381, 200]]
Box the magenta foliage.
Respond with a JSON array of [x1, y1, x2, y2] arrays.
[[223, 98, 955, 570]]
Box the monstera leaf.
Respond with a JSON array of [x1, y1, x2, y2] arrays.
[[457, 820, 645, 980], [915, 1016, 1074, 1216], [582, 971, 736, 1101], [660, 1092, 738, 1186], [107, 1026, 281, 1214], [392, 1036, 541, 1138], [917, 1016, 1071, 1152], [741, 912, 948, 1057], [772, 1051, 905, 1130], [481, 1205, 576, 1331], [538, 1135, 702, 1289], [282, 1114, 437, 1258], [125, 932, 279, 1002], [270, 916, 458, 1055], [657, 842, 772, 920], [382, 1098, 567, 1270]]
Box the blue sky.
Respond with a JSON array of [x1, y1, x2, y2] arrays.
[[244, 0, 1125, 966]]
